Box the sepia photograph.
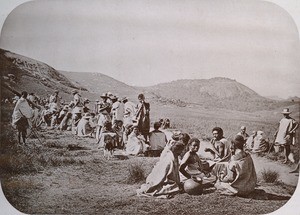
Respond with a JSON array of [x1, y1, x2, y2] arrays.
[[0, 0, 299, 214]]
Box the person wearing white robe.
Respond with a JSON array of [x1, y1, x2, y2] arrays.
[[12, 91, 33, 144], [274, 108, 298, 163], [126, 126, 149, 156], [137, 141, 185, 198]]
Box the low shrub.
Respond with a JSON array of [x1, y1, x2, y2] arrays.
[[261, 169, 279, 183], [126, 161, 146, 184]]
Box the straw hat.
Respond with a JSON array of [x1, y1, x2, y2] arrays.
[[281, 108, 291, 114], [100, 93, 108, 98]]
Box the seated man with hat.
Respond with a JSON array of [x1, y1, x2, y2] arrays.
[[214, 135, 257, 196], [274, 108, 299, 163]]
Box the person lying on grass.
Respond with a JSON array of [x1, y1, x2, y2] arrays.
[[214, 135, 257, 196], [136, 141, 185, 198], [179, 138, 216, 188]]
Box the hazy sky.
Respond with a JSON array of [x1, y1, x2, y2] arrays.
[[0, 0, 300, 99]]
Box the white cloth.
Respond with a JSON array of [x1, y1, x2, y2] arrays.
[[126, 133, 148, 155], [112, 101, 124, 123], [12, 98, 33, 125], [137, 148, 181, 198], [123, 101, 136, 126], [275, 117, 296, 145], [77, 118, 94, 137]]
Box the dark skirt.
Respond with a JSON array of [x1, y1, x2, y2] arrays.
[[16, 117, 29, 131]]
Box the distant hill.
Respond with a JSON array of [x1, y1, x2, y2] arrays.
[[0, 48, 86, 101], [0, 48, 294, 112], [60, 71, 141, 102], [141, 77, 294, 111]]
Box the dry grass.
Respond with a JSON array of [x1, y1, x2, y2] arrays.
[[1, 103, 297, 215], [261, 169, 279, 183], [126, 161, 146, 184]]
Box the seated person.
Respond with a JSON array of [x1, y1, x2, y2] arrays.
[[205, 127, 231, 162], [57, 112, 72, 131], [89, 112, 98, 138], [179, 138, 216, 187], [123, 124, 133, 146], [71, 108, 82, 135], [252, 131, 269, 153], [214, 135, 257, 196], [113, 120, 124, 149], [126, 126, 149, 156], [148, 122, 167, 155], [237, 126, 249, 141], [179, 133, 191, 159], [77, 113, 95, 137], [98, 121, 117, 148], [245, 131, 257, 151], [136, 141, 185, 198], [37, 105, 52, 127]]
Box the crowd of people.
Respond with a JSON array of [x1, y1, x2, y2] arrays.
[[9, 89, 299, 198]]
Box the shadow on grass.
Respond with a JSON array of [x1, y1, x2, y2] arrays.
[[245, 189, 291, 200]]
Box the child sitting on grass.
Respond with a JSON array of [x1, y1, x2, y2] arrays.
[[179, 138, 216, 187]]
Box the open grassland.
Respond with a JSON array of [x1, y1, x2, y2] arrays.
[[0, 103, 299, 214]]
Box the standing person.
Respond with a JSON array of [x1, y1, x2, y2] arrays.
[[71, 89, 83, 108], [98, 93, 111, 113], [135, 93, 150, 141], [83, 98, 90, 113], [12, 91, 33, 144], [274, 108, 299, 163], [205, 127, 231, 161], [111, 96, 124, 125], [96, 106, 112, 142], [122, 97, 136, 127], [237, 126, 249, 141], [214, 135, 257, 196], [49, 90, 61, 110]]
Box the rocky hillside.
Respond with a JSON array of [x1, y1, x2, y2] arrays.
[[0, 48, 86, 100], [142, 78, 294, 111]]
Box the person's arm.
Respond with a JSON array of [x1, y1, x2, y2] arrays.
[[220, 162, 236, 183], [179, 152, 192, 179], [290, 119, 299, 133]]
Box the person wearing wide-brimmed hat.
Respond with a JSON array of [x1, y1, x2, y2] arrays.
[[274, 108, 299, 163], [97, 93, 111, 114], [214, 135, 257, 196]]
